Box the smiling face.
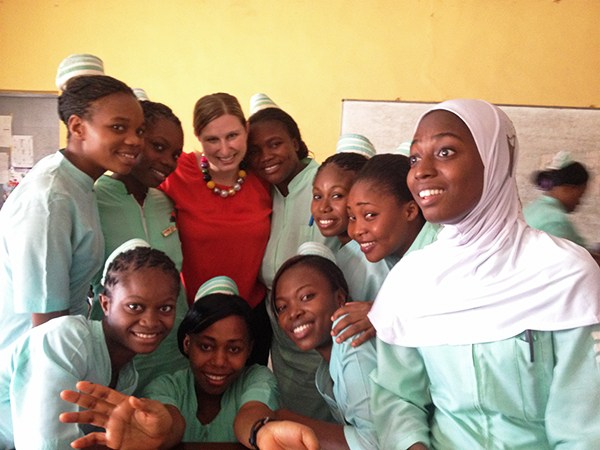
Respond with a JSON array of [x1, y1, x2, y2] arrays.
[[130, 117, 183, 188], [247, 120, 305, 194], [196, 114, 248, 178], [72, 92, 145, 180], [101, 266, 178, 359], [275, 264, 345, 359], [408, 110, 485, 224], [184, 315, 252, 397], [347, 180, 421, 263], [311, 164, 355, 243]]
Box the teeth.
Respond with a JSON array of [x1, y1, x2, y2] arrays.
[[318, 219, 334, 225], [152, 169, 166, 178], [133, 332, 158, 339], [293, 323, 311, 335], [420, 189, 443, 198], [119, 152, 137, 160], [206, 374, 226, 381], [360, 242, 374, 248]]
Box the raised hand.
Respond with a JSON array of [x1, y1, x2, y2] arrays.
[[60, 381, 173, 450]]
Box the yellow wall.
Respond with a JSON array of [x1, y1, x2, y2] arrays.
[[1, 0, 599, 160]]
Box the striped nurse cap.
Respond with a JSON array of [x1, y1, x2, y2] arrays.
[[297, 241, 337, 264], [194, 276, 239, 302], [133, 88, 150, 101], [250, 93, 279, 116], [336, 133, 376, 159], [56, 53, 105, 90], [394, 140, 412, 157]]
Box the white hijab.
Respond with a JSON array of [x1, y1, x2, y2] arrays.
[[369, 99, 600, 347]]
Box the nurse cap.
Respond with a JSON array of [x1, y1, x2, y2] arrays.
[[250, 93, 279, 116], [394, 140, 412, 157], [133, 88, 150, 101], [195, 276, 239, 302], [297, 242, 337, 264], [336, 134, 376, 159], [101, 238, 150, 285], [56, 54, 105, 91], [545, 150, 574, 170]]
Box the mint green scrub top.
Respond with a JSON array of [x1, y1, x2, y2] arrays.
[[524, 195, 587, 247], [371, 325, 600, 450], [259, 158, 341, 422], [0, 316, 137, 450], [316, 318, 379, 450], [0, 152, 104, 350], [142, 365, 279, 443], [90, 175, 188, 393]]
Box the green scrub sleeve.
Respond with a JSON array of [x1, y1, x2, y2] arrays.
[[10, 194, 73, 313], [370, 338, 431, 449], [545, 324, 600, 449]]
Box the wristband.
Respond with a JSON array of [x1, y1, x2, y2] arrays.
[[249, 416, 273, 450]]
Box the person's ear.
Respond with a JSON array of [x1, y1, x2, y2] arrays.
[[99, 293, 110, 315], [68, 115, 85, 140], [405, 200, 421, 222], [245, 121, 250, 134], [183, 335, 191, 356], [292, 138, 300, 154]]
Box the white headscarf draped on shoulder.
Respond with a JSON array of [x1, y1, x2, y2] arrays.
[[369, 99, 600, 347]]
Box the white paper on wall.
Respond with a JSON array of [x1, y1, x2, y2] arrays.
[[0, 115, 12, 148], [0, 153, 9, 183], [11, 135, 34, 168]]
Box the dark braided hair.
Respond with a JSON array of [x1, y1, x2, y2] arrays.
[[103, 247, 180, 299], [142, 100, 182, 129], [58, 75, 135, 130], [354, 153, 415, 205], [318, 152, 368, 176], [270, 254, 349, 318], [248, 107, 309, 160], [532, 162, 589, 191]]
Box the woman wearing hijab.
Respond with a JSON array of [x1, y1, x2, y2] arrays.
[[369, 99, 600, 449]]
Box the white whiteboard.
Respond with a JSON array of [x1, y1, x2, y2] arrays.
[[341, 100, 600, 245]]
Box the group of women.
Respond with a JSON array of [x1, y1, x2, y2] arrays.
[[1, 53, 600, 450]]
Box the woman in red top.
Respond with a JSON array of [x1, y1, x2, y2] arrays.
[[160, 93, 272, 363]]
